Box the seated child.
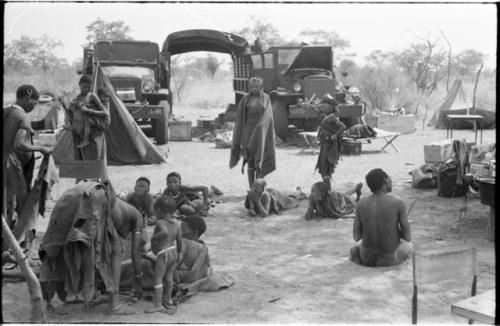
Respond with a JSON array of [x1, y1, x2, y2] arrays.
[[304, 181, 362, 220], [125, 177, 156, 225], [145, 196, 183, 314], [245, 179, 305, 217], [163, 172, 210, 217]]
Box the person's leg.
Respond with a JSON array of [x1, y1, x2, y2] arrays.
[[349, 241, 362, 264], [145, 252, 168, 313], [394, 240, 412, 264], [322, 175, 331, 191], [179, 204, 196, 216], [190, 199, 207, 216], [162, 251, 177, 314], [247, 161, 256, 189], [107, 250, 135, 314]]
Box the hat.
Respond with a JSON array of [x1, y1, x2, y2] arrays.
[[16, 85, 39, 100], [79, 75, 92, 85]]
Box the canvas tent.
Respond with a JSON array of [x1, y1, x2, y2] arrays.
[[428, 79, 495, 129], [52, 65, 165, 165]]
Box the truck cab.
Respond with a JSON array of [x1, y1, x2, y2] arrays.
[[80, 41, 171, 144], [233, 44, 365, 140]]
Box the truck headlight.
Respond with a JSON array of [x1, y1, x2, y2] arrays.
[[143, 81, 153, 92], [293, 82, 302, 93]]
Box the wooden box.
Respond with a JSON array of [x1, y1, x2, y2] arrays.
[[424, 139, 453, 164], [170, 120, 192, 141]]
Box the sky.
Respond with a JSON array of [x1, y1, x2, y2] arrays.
[[3, 2, 498, 68]]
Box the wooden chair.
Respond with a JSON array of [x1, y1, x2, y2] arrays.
[[412, 245, 477, 324]]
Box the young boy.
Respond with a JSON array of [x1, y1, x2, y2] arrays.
[[145, 196, 183, 314], [125, 177, 156, 225], [163, 172, 210, 217]]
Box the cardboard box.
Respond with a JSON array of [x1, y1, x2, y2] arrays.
[[424, 139, 453, 164], [170, 120, 192, 141]]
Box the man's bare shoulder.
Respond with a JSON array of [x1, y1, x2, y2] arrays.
[[385, 194, 405, 205]]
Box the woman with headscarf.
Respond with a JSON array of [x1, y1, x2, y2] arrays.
[[68, 75, 110, 178], [230, 77, 276, 189]]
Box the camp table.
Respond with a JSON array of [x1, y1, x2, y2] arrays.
[[298, 131, 319, 154], [343, 128, 401, 153], [451, 289, 496, 324], [446, 114, 483, 144]]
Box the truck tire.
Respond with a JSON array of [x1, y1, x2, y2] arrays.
[[153, 100, 170, 145], [272, 101, 289, 141]]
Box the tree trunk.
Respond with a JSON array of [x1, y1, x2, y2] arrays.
[[2, 215, 46, 323], [472, 64, 484, 110]]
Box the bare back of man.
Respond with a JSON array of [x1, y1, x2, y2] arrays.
[[350, 169, 412, 267], [352, 194, 411, 266]]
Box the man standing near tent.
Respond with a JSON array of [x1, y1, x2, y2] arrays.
[[68, 75, 110, 178], [3, 85, 51, 228]]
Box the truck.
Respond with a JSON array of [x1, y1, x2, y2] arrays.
[[79, 41, 171, 144], [231, 43, 365, 140]]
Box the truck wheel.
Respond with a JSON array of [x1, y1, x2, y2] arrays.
[[153, 100, 170, 145], [272, 101, 289, 141]]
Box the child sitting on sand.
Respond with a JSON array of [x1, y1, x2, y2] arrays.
[[163, 172, 219, 217], [145, 196, 183, 314], [125, 177, 156, 226]]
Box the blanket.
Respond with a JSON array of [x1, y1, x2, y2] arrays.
[[11, 154, 58, 250], [39, 181, 120, 304], [230, 93, 276, 178]]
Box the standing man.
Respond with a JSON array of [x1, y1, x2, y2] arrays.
[[315, 111, 346, 191], [3, 85, 51, 227], [230, 77, 276, 189], [350, 168, 412, 267]]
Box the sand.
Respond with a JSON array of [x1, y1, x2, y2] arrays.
[[1, 107, 496, 323]]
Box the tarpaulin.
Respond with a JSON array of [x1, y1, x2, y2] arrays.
[[52, 65, 165, 165]]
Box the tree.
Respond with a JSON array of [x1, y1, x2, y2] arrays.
[[393, 40, 447, 95], [84, 18, 133, 47], [453, 49, 486, 77], [206, 54, 223, 78], [232, 16, 284, 46], [298, 29, 350, 50], [4, 35, 65, 79]]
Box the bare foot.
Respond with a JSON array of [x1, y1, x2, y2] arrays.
[[355, 183, 363, 201], [144, 306, 170, 314], [106, 304, 136, 315]]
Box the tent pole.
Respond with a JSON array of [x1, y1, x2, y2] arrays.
[[471, 64, 484, 113]]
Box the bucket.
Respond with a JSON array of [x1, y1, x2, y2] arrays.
[[342, 140, 362, 155], [437, 164, 468, 198]]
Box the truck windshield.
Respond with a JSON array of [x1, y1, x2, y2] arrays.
[[102, 66, 155, 80], [278, 49, 301, 65]]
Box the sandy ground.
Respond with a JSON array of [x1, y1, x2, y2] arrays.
[[2, 106, 496, 323]]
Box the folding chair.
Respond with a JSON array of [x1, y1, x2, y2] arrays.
[[412, 245, 477, 324]]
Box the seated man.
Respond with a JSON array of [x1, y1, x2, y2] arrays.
[[350, 168, 412, 267], [244, 179, 303, 217], [304, 181, 362, 220]]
